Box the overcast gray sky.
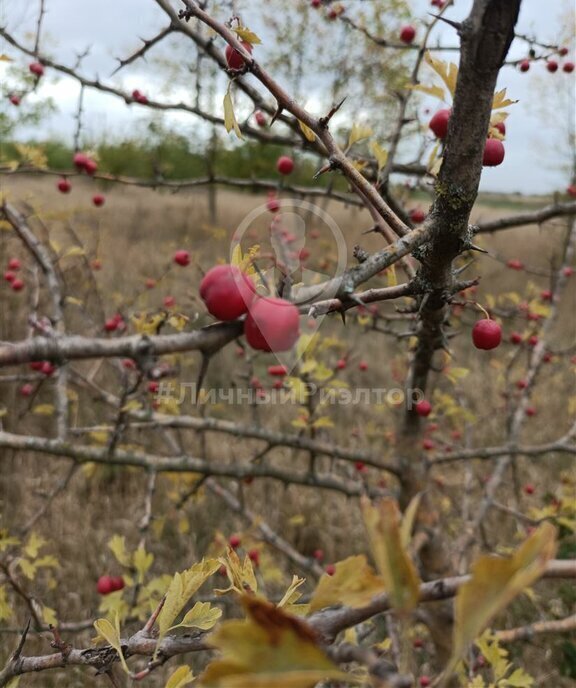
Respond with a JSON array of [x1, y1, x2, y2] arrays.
[[1, 0, 574, 194]]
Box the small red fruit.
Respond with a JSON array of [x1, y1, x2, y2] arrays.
[[164, 295, 176, 308], [313, 549, 324, 561], [8, 258, 21, 270], [4, 271, 15, 283], [19, 383, 34, 397], [563, 62, 575, 73], [311, 0, 322, 7], [225, 40, 253, 70], [229, 535, 241, 549], [528, 335, 539, 347], [110, 576, 125, 592], [494, 121, 506, 136], [248, 549, 260, 566], [483, 138, 505, 166], [525, 406, 537, 417], [30, 361, 44, 371], [266, 194, 280, 213], [104, 318, 119, 332], [419, 678, 431, 688], [145, 278, 156, 289], [276, 155, 294, 175], [413, 637, 424, 649], [73, 152, 89, 169], [325, 564, 336, 576], [200, 265, 255, 321], [519, 59, 530, 72], [510, 332, 523, 344], [92, 194, 105, 207], [559, 47, 569, 56], [542, 352, 553, 363], [244, 296, 300, 352], [84, 159, 98, 175], [472, 319, 502, 350], [267, 364, 288, 377], [415, 400, 432, 417], [524, 484, 535, 495], [429, 108, 451, 139], [399, 25, 416, 44], [96, 575, 114, 595], [41, 362, 56, 376], [148, 381, 159, 394], [9, 94, 21, 106], [567, 185, 576, 198], [173, 249, 190, 267], [336, 358, 347, 370], [546, 60, 558, 73], [506, 259, 524, 270], [422, 439, 435, 451], [11, 278, 24, 291], [132, 90, 148, 104], [254, 110, 266, 127], [358, 360, 368, 371], [540, 289, 552, 301], [516, 379, 528, 390], [355, 461, 366, 472], [409, 208, 426, 223], [29, 62, 44, 76], [563, 266, 574, 276], [57, 178, 71, 194]]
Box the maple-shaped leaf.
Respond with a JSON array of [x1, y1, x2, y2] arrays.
[[215, 548, 258, 596], [492, 88, 518, 110], [347, 123, 373, 149], [309, 555, 385, 612], [200, 595, 348, 687], [442, 523, 557, 682], [424, 52, 458, 97], [360, 497, 421, 614]]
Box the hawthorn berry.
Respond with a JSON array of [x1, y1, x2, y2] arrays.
[[276, 155, 294, 175], [57, 178, 72, 194], [399, 25, 416, 44], [9, 94, 20, 106], [248, 549, 260, 566], [92, 194, 105, 207], [254, 110, 266, 126], [507, 259, 524, 270], [4, 271, 15, 283], [422, 439, 435, 451], [173, 250, 190, 267], [429, 108, 451, 139], [29, 62, 44, 76], [415, 400, 432, 417], [84, 159, 98, 175], [525, 406, 537, 417], [96, 575, 114, 595], [546, 60, 558, 73], [200, 265, 255, 321], [519, 59, 530, 72], [73, 152, 89, 169], [510, 332, 523, 344], [472, 319, 502, 350], [336, 358, 347, 370], [409, 208, 426, 223], [325, 564, 336, 576], [267, 364, 288, 376], [225, 40, 253, 70], [313, 549, 324, 561], [229, 535, 241, 549], [563, 62, 575, 73], [358, 360, 368, 371], [11, 278, 24, 292], [483, 138, 505, 166], [8, 258, 21, 270], [244, 296, 300, 352], [494, 121, 506, 136]]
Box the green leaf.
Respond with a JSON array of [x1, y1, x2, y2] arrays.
[[234, 27, 262, 45], [174, 601, 222, 631], [298, 119, 316, 142]]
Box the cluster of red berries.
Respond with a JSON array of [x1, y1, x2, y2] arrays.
[[96, 575, 125, 595], [56, 153, 105, 206], [429, 109, 505, 166], [3, 257, 24, 292], [131, 89, 148, 104], [519, 46, 574, 73], [197, 264, 300, 353]]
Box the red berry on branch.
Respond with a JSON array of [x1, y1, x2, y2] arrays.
[[509, 332, 523, 344], [29, 62, 44, 76], [506, 259, 523, 270], [325, 564, 336, 576], [11, 278, 25, 292], [4, 271, 15, 283], [9, 94, 21, 106], [563, 62, 575, 73], [399, 25, 416, 44], [229, 535, 241, 549], [225, 40, 253, 70], [173, 249, 190, 267], [19, 383, 34, 397], [415, 400, 432, 417], [429, 108, 451, 139], [92, 194, 105, 207], [409, 208, 426, 224], [8, 258, 21, 270], [57, 178, 72, 194], [472, 319, 502, 350], [254, 110, 266, 127], [483, 138, 505, 166], [96, 575, 114, 595], [524, 484, 535, 495], [244, 297, 300, 352], [200, 265, 255, 321], [276, 155, 295, 175], [519, 59, 530, 72], [546, 60, 558, 73]]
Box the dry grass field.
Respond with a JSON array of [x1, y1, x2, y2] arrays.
[[0, 176, 575, 686]]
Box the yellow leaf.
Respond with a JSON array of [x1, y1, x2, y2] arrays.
[[492, 88, 518, 110], [32, 404, 55, 416], [108, 535, 131, 567], [298, 119, 316, 142], [131, 312, 167, 336], [360, 497, 421, 613], [0, 586, 13, 621], [65, 296, 84, 306], [369, 141, 388, 171], [347, 123, 373, 149], [200, 595, 348, 687], [424, 52, 458, 97], [62, 246, 85, 259], [0, 220, 13, 231], [224, 84, 243, 140], [165, 666, 195, 688], [234, 27, 262, 45], [24, 532, 46, 559], [387, 263, 397, 287], [133, 544, 154, 583], [288, 515, 306, 527], [311, 416, 334, 429], [41, 605, 58, 627], [89, 430, 110, 445], [408, 83, 446, 101], [445, 523, 557, 680], [168, 314, 189, 332], [157, 559, 220, 645], [176, 601, 222, 631], [277, 576, 306, 609], [309, 555, 385, 612], [14, 143, 47, 169], [0, 54, 13, 62], [94, 613, 129, 674], [400, 493, 422, 549], [216, 549, 258, 597], [121, 400, 142, 413]]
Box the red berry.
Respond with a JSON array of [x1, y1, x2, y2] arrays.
[[559, 47, 569, 56], [419, 678, 431, 688], [524, 484, 535, 495], [92, 194, 105, 207], [272, 379, 284, 389], [506, 259, 524, 270], [4, 271, 15, 283], [542, 352, 553, 363], [415, 400, 432, 417], [413, 637, 424, 648], [244, 296, 300, 352], [19, 383, 34, 397], [359, 360, 368, 371], [104, 318, 119, 332], [229, 535, 241, 549], [311, 0, 322, 6], [563, 62, 575, 73], [8, 258, 21, 270], [336, 358, 347, 370], [73, 152, 89, 169], [96, 575, 114, 595], [510, 332, 523, 344], [483, 138, 505, 166], [528, 335, 539, 347], [472, 319, 502, 350], [567, 185, 576, 198], [409, 208, 426, 224], [9, 94, 21, 106], [519, 59, 530, 72], [429, 108, 451, 139], [84, 159, 98, 175], [276, 155, 294, 175], [540, 289, 552, 301], [57, 178, 71, 194], [451, 430, 462, 440], [267, 364, 288, 377], [422, 439, 435, 451], [200, 265, 255, 321], [516, 379, 528, 389], [325, 564, 336, 576], [313, 548, 324, 561], [254, 110, 266, 127], [547, 60, 558, 73], [122, 359, 136, 370], [248, 549, 260, 565], [399, 25, 416, 44], [145, 278, 156, 289], [225, 40, 253, 70], [164, 295, 176, 308], [148, 381, 159, 394], [30, 361, 44, 371], [266, 194, 280, 213], [355, 461, 366, 472], [563, 266, 574, 276], [426, 422, 439, 433], [173, 249, 190, 267], [29, 62, 44, 76], [11, 278, 24, 291], [525, 406, 537, 417]]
